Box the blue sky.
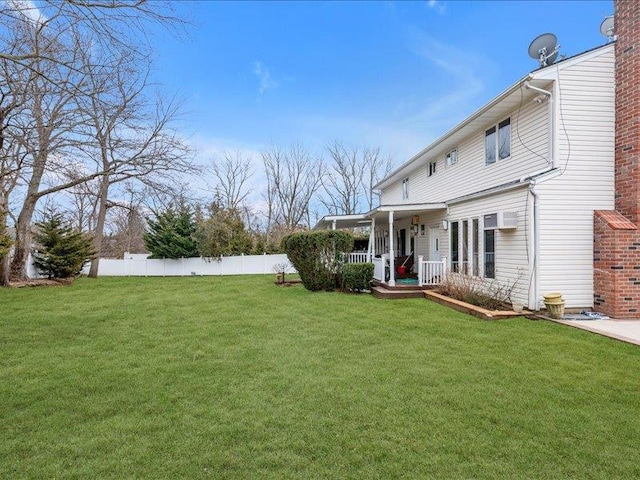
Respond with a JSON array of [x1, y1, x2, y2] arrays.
[[151, 0, 613, 173]]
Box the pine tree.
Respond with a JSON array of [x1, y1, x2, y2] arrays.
[[0, 234, 11, 260], [32, 214, 96, 279], [193, 206, 253, 259], [143, 208, 199, 259]]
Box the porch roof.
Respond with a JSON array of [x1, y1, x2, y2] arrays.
[[314, 203, 447, 230], [367, 202, 447, 222], [313, 214, 371, 230]]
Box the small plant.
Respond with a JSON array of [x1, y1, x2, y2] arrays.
[[341, 263, 374, 293], [437, 272, 519, 310], [272, 262, 291, 284]]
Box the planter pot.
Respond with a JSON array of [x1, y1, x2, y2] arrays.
[[543, 292, 563, 302], [545, 300, 565, 319], [512, 302, 524, 314]]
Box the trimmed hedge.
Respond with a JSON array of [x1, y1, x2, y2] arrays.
[[282, 230, 354, 291], [341, 262, 374, 293]]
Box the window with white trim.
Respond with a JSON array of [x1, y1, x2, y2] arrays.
[[450, 221, 459, 272], [446, 148, 458, 166], [483, 213, 496, 279], [485, 117, 510, 165], [402, 177, 409, 200]]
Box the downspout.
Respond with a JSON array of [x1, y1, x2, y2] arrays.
[[523, 79, 555, 310], [529, 183, 541, 310]]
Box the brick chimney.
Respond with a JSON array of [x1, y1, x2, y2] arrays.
[[613, 0, 640, 225], [593, 0, 640, 318]]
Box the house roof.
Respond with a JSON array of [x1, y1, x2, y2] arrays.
[[374, 43, 613, 191]]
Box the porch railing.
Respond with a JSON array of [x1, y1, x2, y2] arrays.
[[346, 252, 369, 263], [418, 256, 447, 286], [372, 255, 386, 282]]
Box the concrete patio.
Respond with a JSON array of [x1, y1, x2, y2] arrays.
[[551, 318, 640, 346]]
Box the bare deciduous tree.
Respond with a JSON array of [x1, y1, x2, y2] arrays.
[[321, 141, 394, 216], [261, 143, 323, 238], [211, 150, 254, 212]]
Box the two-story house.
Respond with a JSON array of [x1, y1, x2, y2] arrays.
[[317, 40, 616, 312]]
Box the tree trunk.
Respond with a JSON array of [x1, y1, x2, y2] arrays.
[[88, 173, 110, 278]]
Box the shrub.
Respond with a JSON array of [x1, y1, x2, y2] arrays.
[[437, 272, 517, 310], [282, 230, 353, 291], [341, 263, 374, 293]]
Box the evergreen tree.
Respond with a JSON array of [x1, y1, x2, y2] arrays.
[[32, 214, 95, 279], [0, 234, 11, 260], [194, 206, 253, 259], [143, 208, 199, 258]]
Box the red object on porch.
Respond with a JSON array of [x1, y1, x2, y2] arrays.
[[397, 265, 407, 276]]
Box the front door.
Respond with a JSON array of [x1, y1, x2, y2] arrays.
[[429, 225, 440, 261], [398, 229, 407, 256]]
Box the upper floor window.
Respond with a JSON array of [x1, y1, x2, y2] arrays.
[[485, 117, 511, 165], [402, 177, 409, 200], [428, 161, 437, 176], [446, 148, 458, 166]]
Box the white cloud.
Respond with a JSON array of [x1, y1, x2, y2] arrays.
[[7, 0, 46, 24], [253, 61, 279, 95], [426, 0, 446, 14]]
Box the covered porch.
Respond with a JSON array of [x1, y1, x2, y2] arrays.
[[315, 203, 449, 287]]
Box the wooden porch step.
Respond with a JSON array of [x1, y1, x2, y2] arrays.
[[371, 285, 426, 299]]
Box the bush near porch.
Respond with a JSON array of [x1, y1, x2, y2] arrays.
[[1, 276, 639, 478], [282, 230, 353, 291]]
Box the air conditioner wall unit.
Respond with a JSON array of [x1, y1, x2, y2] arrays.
[[498, 211, 518, 229]]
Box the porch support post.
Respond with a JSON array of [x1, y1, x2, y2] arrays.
[[331, 220, 337, 231], [388, 210, 395, 286], [368, 217, 376, 262], [418, 255, 424, 286]]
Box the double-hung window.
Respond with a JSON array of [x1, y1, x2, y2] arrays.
[[402, 177, 409, 200], [428, 161, 437, 176], [446, 148, 458, 166], [485, 118, 511, 165]]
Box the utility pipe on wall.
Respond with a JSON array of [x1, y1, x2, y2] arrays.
[[524, 80, 554, 169]]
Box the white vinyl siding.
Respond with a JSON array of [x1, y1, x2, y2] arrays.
[[447, 187, 530, 306], [532, 46, 615, 309], [380, 100, 548, 205]]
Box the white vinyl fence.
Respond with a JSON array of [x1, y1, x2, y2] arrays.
[[96, 253, 295, 277], [27, 253, 295, 278]]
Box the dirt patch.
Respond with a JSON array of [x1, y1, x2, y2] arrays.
[[8, 277, 74, 288]]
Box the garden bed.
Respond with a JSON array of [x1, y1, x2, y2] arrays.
[[425, 290, 529, 320]]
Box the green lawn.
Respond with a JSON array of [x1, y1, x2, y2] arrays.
[[1, 276, 639, 479]]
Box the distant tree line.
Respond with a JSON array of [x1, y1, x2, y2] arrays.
[[0, 2, 394, 284]]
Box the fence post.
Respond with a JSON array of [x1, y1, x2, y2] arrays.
[[418, 255, 424, 286]]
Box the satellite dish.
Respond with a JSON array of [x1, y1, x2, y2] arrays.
[[600, 16, 615, 40], [528, 33, 560, 68]]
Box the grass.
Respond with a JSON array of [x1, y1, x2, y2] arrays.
[[1, 276, 640, 479]]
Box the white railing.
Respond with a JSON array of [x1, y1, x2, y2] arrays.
[[418, 256, 447, 286], [372, 255, 386, 282], [346, 252, 369, 263]]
